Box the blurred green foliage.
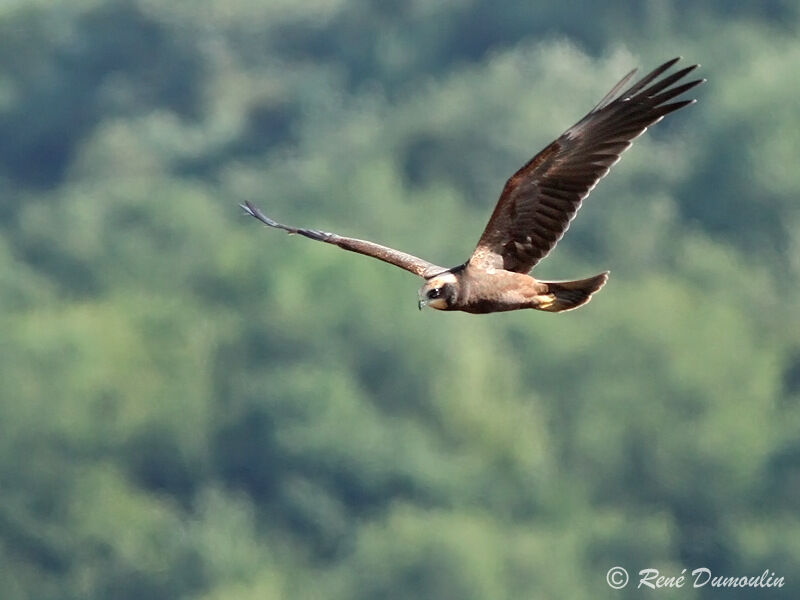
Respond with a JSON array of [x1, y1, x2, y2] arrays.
[[1, 1, 799, 598]]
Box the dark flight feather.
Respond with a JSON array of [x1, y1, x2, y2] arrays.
[[470, 58, 704, 273]]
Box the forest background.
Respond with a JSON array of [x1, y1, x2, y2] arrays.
[[0, 0, 799, 598]]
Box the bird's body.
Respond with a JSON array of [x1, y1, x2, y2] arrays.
[[421, 269, 609, 314], [243, 58, 703, 315]]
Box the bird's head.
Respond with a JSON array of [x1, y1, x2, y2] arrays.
[[418, 272, 459, 311]]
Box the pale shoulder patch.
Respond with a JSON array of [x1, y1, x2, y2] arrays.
[[427, 272, 458, 288]]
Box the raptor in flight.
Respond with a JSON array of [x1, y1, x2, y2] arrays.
[[243, 57, 703, 314]]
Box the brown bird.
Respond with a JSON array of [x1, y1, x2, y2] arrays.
[[243, 57, 703, 314]]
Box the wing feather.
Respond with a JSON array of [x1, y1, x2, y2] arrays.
[[242, 201, 444, 279], [470, 58, 704, 273]]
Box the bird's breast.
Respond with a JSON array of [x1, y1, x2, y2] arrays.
[[457, 270, 544, 313]]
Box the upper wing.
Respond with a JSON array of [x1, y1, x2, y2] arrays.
[[242, 201, 444, 279], [470, 57, 704, 273]]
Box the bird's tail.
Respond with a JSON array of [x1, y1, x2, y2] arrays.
[[538, 272, 609, 313]]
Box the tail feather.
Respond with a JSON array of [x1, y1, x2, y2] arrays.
[[539, 272, 609, 313]]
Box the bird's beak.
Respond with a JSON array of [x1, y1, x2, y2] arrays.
[[418, 298, 428, 311]]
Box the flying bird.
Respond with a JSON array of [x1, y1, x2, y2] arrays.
[[243, 57, 703, 314]]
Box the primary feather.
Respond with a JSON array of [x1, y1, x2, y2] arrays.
[[470, 57, 704, 273]]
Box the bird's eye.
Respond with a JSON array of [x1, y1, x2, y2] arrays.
[[428, 288, 441, 299]]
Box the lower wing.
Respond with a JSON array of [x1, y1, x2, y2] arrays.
[[242, 201, 444, 279]]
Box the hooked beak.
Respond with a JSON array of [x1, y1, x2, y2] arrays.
[[418, 298, 427, 311]]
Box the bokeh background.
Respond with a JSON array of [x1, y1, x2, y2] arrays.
[[1, 1, 799, 598]]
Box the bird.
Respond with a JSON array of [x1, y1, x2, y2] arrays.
[[242, 57, 703, 314]]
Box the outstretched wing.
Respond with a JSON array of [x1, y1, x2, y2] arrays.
[[470, 57, 704, 273], [242, 201, 444, 278]]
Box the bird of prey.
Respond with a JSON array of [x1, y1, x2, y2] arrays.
[[243, 57, 703, 314]]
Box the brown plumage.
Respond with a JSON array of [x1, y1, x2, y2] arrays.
[[243, 58, 703, 314]]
